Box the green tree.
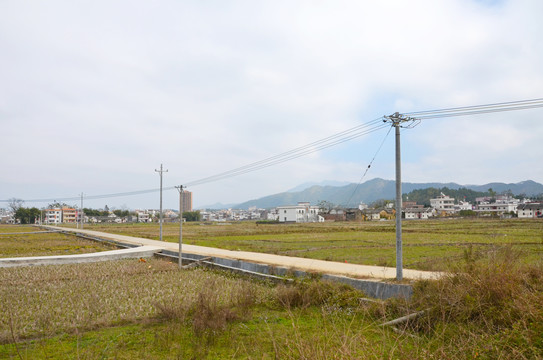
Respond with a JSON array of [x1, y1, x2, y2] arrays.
[[458, 210, 477, 217], [369, 199, 394, 209], [113, 210, 130, 217], [14, 207, 41, 224], [182, 211, 202, 222]]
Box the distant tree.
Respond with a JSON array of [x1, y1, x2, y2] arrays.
[[83, 208, 109, 217], [501, 189, 514, 197], [8, 198, 24, 214], [317, 200, 334, 213], [14, 207, 41, 224], [370, 199, 394, 209], [458, 210, 477, 217], [47, 202, 72, 209], [113, 209, 130, 217], [182, 211, 202, 222], [488, 188, 497, 202], [403, 187, 489, 206]]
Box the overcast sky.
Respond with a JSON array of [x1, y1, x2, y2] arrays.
[[1, 0, 542, 210]]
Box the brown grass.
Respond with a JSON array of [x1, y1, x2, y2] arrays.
[[0, 259, 270, 343]]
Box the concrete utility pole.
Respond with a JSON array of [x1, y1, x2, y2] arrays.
[[383, 112, 418, 281], [175, 185, 184, 268], [80, 193, 84, 230], [155, 164, 168, 241]]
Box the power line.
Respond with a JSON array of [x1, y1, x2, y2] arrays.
[[342, 124, 394, 208], [0, 118, 387, 203], [2, 97, 542, 204], [186, 121, 389, 187], [404, 98, 543, 119]]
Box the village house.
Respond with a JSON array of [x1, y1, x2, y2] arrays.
[[475, 195, 520, 216], [517, 202, 543, 218], [404, 207, 435, 220], [430, 193, 455, 214], [275, 202, 324, 223]]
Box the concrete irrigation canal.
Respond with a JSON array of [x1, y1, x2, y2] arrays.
[[0, 225, 444, 299]]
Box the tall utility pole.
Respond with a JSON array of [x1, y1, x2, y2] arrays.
[[155, 164, 168, 241], [80, 193, 84, 230], [383, 112, 418, 281], [175, 185, 184, 268]]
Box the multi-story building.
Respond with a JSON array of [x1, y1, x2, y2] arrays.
[[476, 202, 518, 215], [275, 202, 323, 223], [136, 211, 151, 223], [62, 208, 78, 223], [475, 195, 520, 216], [182, 190, 193, 212], [44, 208, 63, 224], [43, 208, 79, 224], [430, 193, 455, 214]]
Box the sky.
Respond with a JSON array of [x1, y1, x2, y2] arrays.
[[1, 0, 542, 210]]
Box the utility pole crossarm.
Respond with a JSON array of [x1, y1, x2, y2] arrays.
[[383, 112, 419, 127]]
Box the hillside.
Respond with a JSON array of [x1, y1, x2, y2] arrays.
[[233, 178, 543, 209]]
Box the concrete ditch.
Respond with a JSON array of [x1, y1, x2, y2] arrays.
[[30, 226, 415, 300], [158, 250, 413, 300]]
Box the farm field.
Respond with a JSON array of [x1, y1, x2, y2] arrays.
[[0, 225, 114, 258], [1, 221, 542, 358], [0, 258, 412, 359], [2, 254, 542, 359], [78, 218, 543, 271]]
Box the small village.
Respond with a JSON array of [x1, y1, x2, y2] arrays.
[[2, 192, 542, 225]]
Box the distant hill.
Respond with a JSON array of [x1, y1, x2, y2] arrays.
[[287, 180, 351, 193], [463, 180, 543, 196], [233, 178, 543, 210]]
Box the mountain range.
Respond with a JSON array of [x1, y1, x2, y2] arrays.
[[225, 178, 543, 210]]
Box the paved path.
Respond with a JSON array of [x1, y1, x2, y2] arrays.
[[44, 226, 442, 281], [0, 245, 161, 268]]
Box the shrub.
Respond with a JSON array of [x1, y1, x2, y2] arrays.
[[408, 247, 543, 340]]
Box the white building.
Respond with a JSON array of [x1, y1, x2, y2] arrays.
[[430, 193, 455, 214], [44, 209, 62, 224], [517, 203, 543, 218], [404, 208, 434, 220], [454, 201, 473, 212], [275, 202, 324, 223], [476, 195, 520, 215], [136, 211, 151, 223], [477, 202, 518, 215]]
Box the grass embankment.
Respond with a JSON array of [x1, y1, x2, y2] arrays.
[[1, 250, 542, 359], [0, 225, 114, 258], [84, 219, 543, 271]]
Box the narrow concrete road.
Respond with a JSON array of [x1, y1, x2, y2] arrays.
[[0, 246, 161, 267], [45, 226, 442, 281]]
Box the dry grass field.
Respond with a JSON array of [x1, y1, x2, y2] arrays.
[[0, 225, 114, 258]]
